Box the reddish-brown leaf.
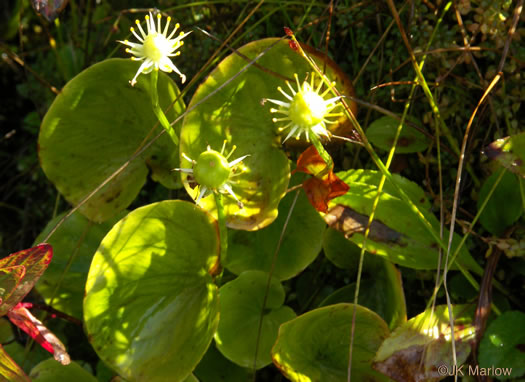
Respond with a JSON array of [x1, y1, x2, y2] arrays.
[[295, 146, 349, 212], [0, 244, 53, 316], [7, 303, 70, 365]]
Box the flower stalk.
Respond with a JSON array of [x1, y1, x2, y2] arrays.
[[150, 70, 179, 146]]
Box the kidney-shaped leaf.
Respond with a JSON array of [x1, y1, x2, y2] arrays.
[[0, 244, 53, 316], [180, 38, 356, 230], [39, 58, 185, 223], [272, 303, 390, 382], [325, 169, 480, 271], [373, 305, 475, 382], [84, 200, 220, 382], [215, 271, 295, 369], [35, 210, 124, 319], [367, 116, 429, 154], [225, 187, 325, 280]]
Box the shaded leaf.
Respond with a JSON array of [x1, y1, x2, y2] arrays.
[[321, 229, 407, 330], [373, 305, 475, 382], [225, 186, 325, 280], [367, 116, 429, 154], [29, 358, 97, 382], [478, 311, 525, 379], [34, 210, 124, 319], [215, 271, 296, 369], [194, 344, 250, 382], [84, 200, 220, 382], [478, 169, 522, 236], [39, 59, 185, 223], [272, 303, 390, 382], [0, 244, 53, 316]]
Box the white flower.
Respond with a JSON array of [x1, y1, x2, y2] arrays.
[[175, 142, 249, 208], [118, 12, 191, 86], [265, 72, 343, 143]]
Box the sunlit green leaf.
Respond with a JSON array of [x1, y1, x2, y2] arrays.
[[273, 303, 390, 382], [484, 132, 525, 178], [84, 200, 220, 382], [0, 344, 30, 382], [325, 169, 480, 271], [180, 38, 354, 230]]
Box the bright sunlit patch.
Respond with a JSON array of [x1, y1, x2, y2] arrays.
[[265, 72, 343, 143], [118, 12, 191, 86], [175, 142, 249, 208]]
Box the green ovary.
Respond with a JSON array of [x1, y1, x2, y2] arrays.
[[288, 84, 327, 128], [143, 33, 166, 61], [193, 150, 231, 189]]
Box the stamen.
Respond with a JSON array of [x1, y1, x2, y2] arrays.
[[320, 82, 337, 97], [135, 19, 147, 39], [277, 86, 293, 101], [286, 79, 297, 96], [167, 23, 180, 40], [182, 152, 195, 163], [157, 13, 161, 33], [130, 27, 144, 43], [163, 16, 171, 36]]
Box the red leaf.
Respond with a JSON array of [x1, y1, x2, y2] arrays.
[[294, 145, 330, 177], [7, 303, 70, 365], [0, 244, 53, 316], [283, 26, 294, 36], [295, 146, 349, 212]]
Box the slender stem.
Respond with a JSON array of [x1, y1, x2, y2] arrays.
[[214, 192, 228, 268], [150, 70, 179, 146], [309, 132, 333, 174]]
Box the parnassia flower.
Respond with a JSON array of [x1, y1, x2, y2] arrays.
[[118, 12, 190, 86], [265, 72, 343, 143], [175, 142, 249, 208]]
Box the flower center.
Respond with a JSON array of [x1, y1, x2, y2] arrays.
[[193, 150, 231, 189], [143, 33, 170, 62], [288, 83, 327, 128]]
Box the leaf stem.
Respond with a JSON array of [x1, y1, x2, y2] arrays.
[[214, 192, 228, 268]]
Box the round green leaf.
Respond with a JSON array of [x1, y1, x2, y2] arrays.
[[39, 58, 185, 223], [272, 303, 390, 382], [84, 200, 220, 382], [215, 270, 296, 369], [29, 359, 97, 382], [367, 116, 429, 154], [479, 311, 525, 379], [225, 188, 325, 280], [34, 211, 124, 319], [478, 169, 522, 236], [180, 38, 353, 230]]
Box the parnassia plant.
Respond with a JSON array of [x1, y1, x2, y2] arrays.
[[3, 4, 522, 382]]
